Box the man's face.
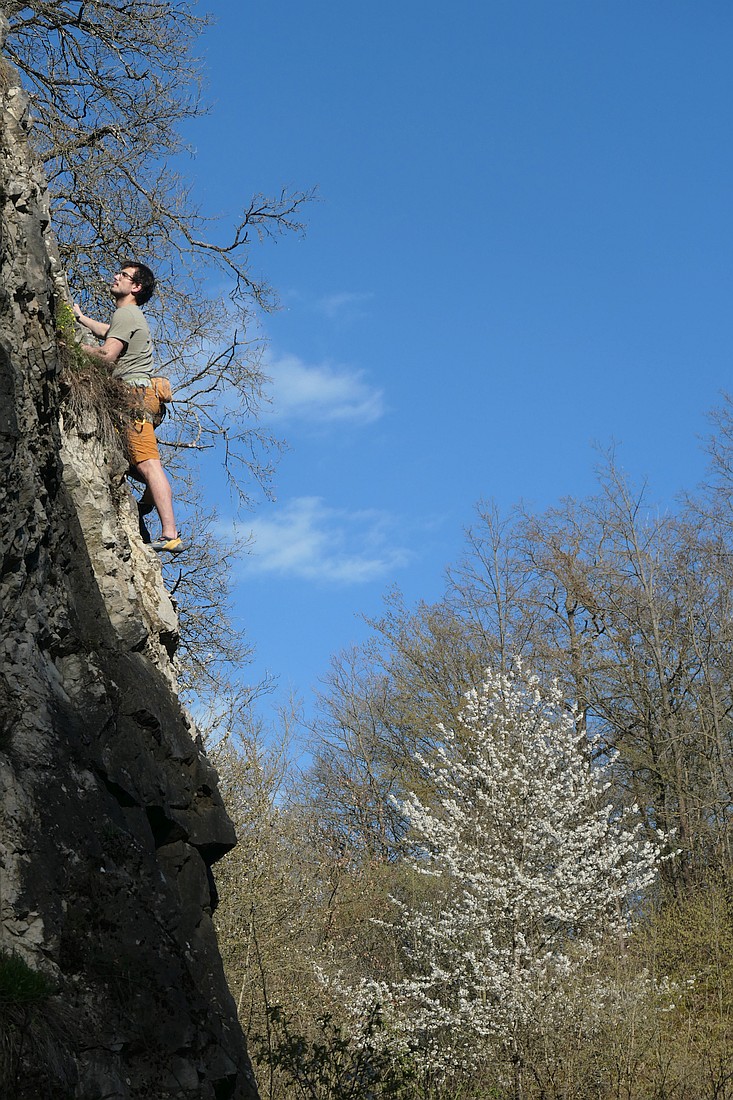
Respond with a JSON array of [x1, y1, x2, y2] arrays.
[[111, 267, 141, 300]]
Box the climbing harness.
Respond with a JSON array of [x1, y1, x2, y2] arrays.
[[128, 376, 173, 427]]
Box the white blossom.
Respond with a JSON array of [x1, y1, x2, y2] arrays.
[[332, 665, 663, 1078]]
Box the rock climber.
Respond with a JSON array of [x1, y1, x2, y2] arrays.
[[73, 262, 184, 555]]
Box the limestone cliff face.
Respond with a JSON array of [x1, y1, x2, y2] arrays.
[[0, 47, 258, 1100]]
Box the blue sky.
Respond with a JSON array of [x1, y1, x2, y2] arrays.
[[178, 2, 733, 732]]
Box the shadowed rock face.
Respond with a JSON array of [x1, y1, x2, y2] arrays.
[[0, 44, 258, 1100]]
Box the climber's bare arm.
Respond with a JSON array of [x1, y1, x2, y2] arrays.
[[82, 337, 126, 366], [73, 303, 110, 340]]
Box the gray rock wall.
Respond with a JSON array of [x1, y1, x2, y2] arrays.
[[0, 48, 258, 1100]]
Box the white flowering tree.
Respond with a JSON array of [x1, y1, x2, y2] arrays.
[[332, 665, 662, 1094]]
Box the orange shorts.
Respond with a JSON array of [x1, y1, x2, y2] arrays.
[[126, 387, 161, 465]]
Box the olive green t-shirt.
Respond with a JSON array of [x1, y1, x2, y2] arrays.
[[106, 303, 153, 383]]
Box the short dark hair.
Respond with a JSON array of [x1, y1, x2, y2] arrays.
[[122, 260, 156, 306]]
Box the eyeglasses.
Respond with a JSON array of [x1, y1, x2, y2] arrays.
[[116, 270, 137, 281]]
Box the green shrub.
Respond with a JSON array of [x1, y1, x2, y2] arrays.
[[55, 298, 87, 374], [0, 950, 55, 1007]]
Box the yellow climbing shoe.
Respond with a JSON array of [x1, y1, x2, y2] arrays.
[[151, 536, 185, 555]]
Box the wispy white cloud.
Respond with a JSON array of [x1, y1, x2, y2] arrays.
[[316, 291, 374, 320], [236, 496, 412, 584], [265, 353, 384, 425]]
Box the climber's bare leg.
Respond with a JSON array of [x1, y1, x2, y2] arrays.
[[132, 458, 177, 540]]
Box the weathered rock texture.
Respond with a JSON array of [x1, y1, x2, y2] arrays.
[[0, 45, 258, 1100]]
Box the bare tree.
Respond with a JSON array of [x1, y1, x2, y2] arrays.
[[449, 465, 733, 889], [3, 3, 316, 704], [4, 1, 313, 503]]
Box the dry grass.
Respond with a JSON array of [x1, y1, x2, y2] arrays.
[[58, 346, 148, 467], [55, 296, 151, 466], [0, 952, 76, 1100]]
